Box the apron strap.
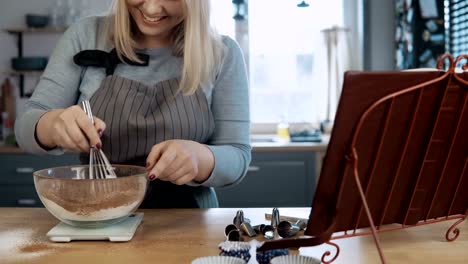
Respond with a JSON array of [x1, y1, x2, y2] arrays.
[[73, 48, 150, 75]]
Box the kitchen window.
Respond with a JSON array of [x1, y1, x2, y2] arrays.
[[446, 0, 468, 56], [211, 0, 344, 126]]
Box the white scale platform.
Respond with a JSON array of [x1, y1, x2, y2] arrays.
[[47, 213, 144, 242]]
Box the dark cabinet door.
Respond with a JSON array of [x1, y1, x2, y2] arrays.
[[215, 151, 316, 207], [0, 185, 42, 207], [0, 154, 80, 207], [0, 154, 80, 185]]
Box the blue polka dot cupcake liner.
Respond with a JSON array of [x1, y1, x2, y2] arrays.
[[219, 241, 289, 264]]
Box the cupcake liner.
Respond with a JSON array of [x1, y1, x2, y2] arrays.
[[219, 241, 252, 252], [219, 241, 289, 264], [269, 255, 321, 264], [192, 256, 246, 264]]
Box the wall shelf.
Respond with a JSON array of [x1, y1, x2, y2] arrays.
[[0, 145, 23, 154], [3, 27, 65, 97], [4, 27, 66, 34], [2, 70, 43, 76]]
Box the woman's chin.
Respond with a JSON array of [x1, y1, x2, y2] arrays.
[[135, 28, 171, 47]]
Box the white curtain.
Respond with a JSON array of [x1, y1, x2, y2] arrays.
[[323, 27, 353, 121], [319, 0, 364, 123]]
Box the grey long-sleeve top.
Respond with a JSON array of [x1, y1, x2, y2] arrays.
[[14, 16, 251, 188]]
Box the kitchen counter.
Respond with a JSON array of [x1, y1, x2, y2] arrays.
[[0, 145, 25, 154], [0, 208, 466, 264], [250, 134, 329, 152], [0, 135, 329, 154]]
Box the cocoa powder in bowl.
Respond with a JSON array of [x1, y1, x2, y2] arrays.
[[34, 165, 147, 224], [36, 177, 143, 214]]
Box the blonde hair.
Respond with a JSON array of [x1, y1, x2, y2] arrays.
[[108, 0, 224, 95]]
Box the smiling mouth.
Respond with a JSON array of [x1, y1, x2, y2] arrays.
[[139, 9, 167, 23]]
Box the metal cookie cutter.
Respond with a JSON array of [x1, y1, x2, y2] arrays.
[[252, 223, 275, 239], [233, 210, 245, 229], [271, 208, 280, 228], [253, 224, 266, 235], [232, 210, 250, 228], [261, 225, 275, 239], [277, 221, 301, 238], [294, 219, 307, 231], [224, 224, 243, 241], [240, 222, 257, 237]]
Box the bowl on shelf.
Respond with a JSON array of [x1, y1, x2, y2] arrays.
[[33, 164, 148, 228], [25, 14, 50, 28], [11, 57, 48, 71]]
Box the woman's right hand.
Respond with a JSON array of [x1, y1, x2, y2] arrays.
[[35, 105, 106, 152]]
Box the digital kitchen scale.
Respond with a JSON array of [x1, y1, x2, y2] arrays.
[[47, 213, 144, 242]]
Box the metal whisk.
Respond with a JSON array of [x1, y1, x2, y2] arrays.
[[81, 100, 117, 179]]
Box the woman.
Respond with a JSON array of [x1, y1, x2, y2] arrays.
[[15, 0, 251, 208]]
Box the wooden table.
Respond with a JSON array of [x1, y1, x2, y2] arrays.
[[0, 208, 466, 263]]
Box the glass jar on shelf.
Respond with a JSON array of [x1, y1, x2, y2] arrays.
[[49, 0, 66, 28], [64, 0, 79, 26], [79, 0, 91, 19]]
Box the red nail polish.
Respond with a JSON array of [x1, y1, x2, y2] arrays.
[[96, 142, 102, 149], [149, 174, 157, 181]]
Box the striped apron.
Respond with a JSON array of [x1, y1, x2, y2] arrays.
[[74, 49, 217, 208]]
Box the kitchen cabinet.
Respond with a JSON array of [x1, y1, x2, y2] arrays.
[[0, 148, 324, 208], [215, 151, 318, 207], [0, 153, 80, 207]]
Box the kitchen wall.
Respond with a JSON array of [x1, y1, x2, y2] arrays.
[[0, 0, 395, 106], [0, 0, 112, 112], [364, 0, 396, 70], [343, 0, 365, 71]]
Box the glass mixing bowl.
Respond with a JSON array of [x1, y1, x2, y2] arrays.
[[33, 165, 148, 228]]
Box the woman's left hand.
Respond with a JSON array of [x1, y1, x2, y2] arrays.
[[146, 140, 215, 185]]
